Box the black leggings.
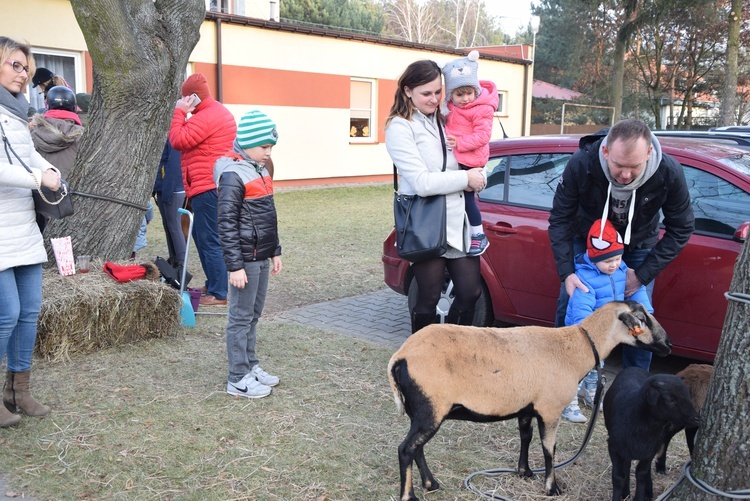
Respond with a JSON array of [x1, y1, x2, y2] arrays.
[[411, 256, 481, 314]]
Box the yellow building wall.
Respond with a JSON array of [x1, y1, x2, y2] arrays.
[[195, 21, 530, 181], [0, 0, 86, 51], [3, 2, 532, 183]]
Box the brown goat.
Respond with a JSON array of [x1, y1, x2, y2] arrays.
[[654, 363, 712, 473], [387, 301, 672, 501]]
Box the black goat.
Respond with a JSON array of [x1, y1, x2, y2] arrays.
[[603, 367, 700, 501]]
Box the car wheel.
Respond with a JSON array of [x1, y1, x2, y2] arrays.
[[407, 278, 493, 326]]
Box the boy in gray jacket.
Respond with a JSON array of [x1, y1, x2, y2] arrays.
[[214, 110, 282, 399]]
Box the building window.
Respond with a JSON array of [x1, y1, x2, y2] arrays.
[[207, 0, 244, 14], [28, 49, 81, 112], [495, 90, 508, 117], [350, 78, 375, 142]]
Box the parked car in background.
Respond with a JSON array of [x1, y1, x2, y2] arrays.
[[383, 135, 750, 362], [710, 126, 750, 133], [653, 129, 750, 150]]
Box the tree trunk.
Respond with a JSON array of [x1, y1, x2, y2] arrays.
[[669, 237, 750, 498], [611, 34, 627, 121], [719, 0, 741, 126], [611, 0, 640, 120], [43, 0, 205, 261]]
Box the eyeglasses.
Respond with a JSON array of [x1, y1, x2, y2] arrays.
[[6, 60, 30, 74]]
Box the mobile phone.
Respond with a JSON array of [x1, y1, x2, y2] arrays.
[[190, 93, 201, 107]]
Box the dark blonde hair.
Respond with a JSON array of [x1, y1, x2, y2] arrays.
[[40, 75, 68, 92], [0, 36, 36, 89], [385, 60, 442, 127]]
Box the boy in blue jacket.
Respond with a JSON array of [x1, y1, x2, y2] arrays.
[[561, 218, 653, 423], [214, 110, 282, 399]]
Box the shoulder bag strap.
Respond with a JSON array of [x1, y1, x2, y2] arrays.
[[0, 120, 66, 205], [393, 118, 449, 193]]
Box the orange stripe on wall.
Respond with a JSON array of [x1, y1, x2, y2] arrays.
[[84, 52, 93, 92], [194, 62, 219, 99], [190, 63, 349, 108], [221, 66, 350, 108], [378, 79, 396, 140]]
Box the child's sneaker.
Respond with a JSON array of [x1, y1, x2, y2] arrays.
[[583, 386, 604, 412], [227, 375, 271, 399], [250, 364, 280, 387], [561, 400, 587, 423], [468, 233, 489, 256]]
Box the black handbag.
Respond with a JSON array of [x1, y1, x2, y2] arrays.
[[393, 121, 448, 262], [1, 121, 74, 220]]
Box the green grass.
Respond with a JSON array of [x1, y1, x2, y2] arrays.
[[0, 184, 691, 500]]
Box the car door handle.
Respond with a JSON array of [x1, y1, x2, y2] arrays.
[[488, 224, 518, 235]]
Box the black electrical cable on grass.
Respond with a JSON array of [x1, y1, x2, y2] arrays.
[[464, 327, 605, 501]]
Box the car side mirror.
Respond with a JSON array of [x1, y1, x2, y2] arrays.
[[733, 222, 750, 242]]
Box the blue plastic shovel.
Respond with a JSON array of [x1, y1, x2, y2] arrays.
[[177, 208, 195, 327]]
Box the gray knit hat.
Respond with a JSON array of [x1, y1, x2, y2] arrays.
[[236, 110, 278, 149], [441, 50, 482, 101]]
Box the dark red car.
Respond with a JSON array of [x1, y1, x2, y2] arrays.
[[383, 135, 750, 361]]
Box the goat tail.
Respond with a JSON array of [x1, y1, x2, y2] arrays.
[[387, 357, 406, 416]]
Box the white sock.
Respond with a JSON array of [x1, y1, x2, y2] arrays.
[[471, 225, 483, 235]]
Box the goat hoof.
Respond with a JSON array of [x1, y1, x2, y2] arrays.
[[545, 484, 563, 496], [423, 480, 440, 492], [518, 469, 534, 479]]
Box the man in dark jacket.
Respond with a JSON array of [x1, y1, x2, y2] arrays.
[[154, 140, 186, 268], [548, 118, 694, 370]]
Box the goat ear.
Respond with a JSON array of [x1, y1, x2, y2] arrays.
[[618, 312, 645, 337], [646, 383, 661, 406]]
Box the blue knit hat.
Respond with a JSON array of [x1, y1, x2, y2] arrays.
[[236, 110, 278, 149]]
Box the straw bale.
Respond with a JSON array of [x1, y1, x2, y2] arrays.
[[37, 261, 182, 361]]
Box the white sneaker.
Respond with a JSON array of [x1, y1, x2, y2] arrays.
[[561, 401, 588, 423], [250, 365, 280, 387], [227, 375, 271, 398]]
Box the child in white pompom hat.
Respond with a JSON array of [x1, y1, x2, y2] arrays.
[[441, 50, 499, 256]]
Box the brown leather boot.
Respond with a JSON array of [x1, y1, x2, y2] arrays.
[[3, 370, 50, 417], [0, 405, 21, 427]]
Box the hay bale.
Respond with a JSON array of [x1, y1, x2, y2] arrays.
[[38, 261, 182, 361]]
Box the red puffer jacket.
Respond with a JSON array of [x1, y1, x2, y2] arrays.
[[168, 97, 236, 198]]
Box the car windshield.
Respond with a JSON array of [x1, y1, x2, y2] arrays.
[[718, 153, 750, 177]]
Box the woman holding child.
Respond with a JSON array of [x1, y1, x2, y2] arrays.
[[385, 59, 486, 334]]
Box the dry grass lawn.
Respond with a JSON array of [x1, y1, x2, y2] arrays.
[[0, 184, 693, 500]]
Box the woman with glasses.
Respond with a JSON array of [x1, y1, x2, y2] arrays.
[[0, 36, 60, 427]]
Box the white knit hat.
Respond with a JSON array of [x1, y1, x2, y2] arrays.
[[236, 110, 278, 149], [441, 50, 482, 100]]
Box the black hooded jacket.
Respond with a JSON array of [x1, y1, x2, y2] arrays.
[[548, 131, 694, 286]]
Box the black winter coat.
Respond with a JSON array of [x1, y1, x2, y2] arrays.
[[217, 168, 281, 272], [548, 132, 694, 286]]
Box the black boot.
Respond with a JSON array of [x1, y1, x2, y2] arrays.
[[445, 306, 459, 325], [446, 306, 475, 326], [411, 310, 435, 334], [456, 309, 475, 326]]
